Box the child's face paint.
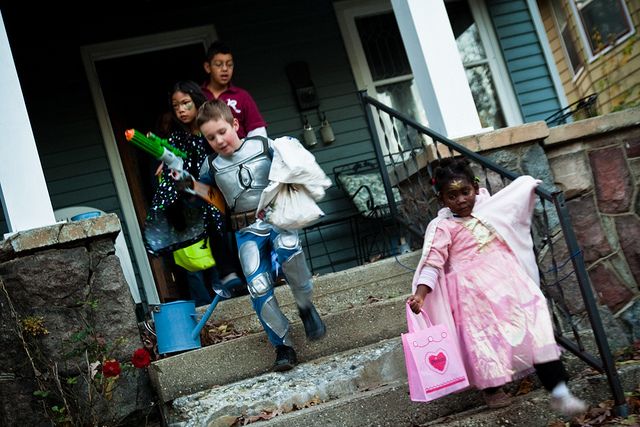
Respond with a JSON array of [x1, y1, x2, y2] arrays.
[[171, 91, 197, 124], [448, 179, 464, 190], [440, 178, 479, 217]]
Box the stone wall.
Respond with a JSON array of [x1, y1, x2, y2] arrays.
[[0, 214, 153, 426], [545, 108, 640, 340]]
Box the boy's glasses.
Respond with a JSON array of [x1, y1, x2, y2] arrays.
[[212, 61, 234, 69]]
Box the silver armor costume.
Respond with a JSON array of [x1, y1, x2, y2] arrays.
[[201, 136, 317, 348], [210, 137, 272, 213]]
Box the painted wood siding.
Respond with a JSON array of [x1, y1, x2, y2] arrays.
[[486, 0, 562, 122], [0, 0, 377, 276], [537, 0, 640, 115], [212, 1, 380, 273], [0, 208, 6, 235], [573, 0, 640, 114], [0, 99, 121, 236]]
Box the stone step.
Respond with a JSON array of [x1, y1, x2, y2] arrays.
[[164, 336, 484, 427], [420, 363, 640, 427], [197, 251, 419, 334], [150, 294, 410, 402], [166, 338, 410, 426], [150, 253, 419, 403], [167, 357, 640, 427]]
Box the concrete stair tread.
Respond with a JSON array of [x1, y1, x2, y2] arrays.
[[419, 389, 559, 427], [186, 363, 640, 427], [151, 294, 410, 402], [197, 252, 418, 332], [167, 338, 406, 426], [200, 273, 413, 335]]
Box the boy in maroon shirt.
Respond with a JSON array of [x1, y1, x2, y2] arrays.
[[201, 41, 267, 139]]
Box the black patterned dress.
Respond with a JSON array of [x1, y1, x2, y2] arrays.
[[144, 128, 223, 254]]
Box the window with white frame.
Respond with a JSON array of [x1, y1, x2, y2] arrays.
[[335, 0, 522, 144], [346, 7, 429, 157], [551, 1, 584, 75], [571, 0, 633, 58]]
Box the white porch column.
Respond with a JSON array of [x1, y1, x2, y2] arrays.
[[391, 0, 483, 138], [0, 11, 56, 233]]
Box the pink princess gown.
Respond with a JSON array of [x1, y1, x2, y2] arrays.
[[425, 216, 560, 389]]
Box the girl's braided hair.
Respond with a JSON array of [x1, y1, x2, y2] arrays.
[[431, 157, 476, 193]]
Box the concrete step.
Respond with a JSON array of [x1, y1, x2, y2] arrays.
[[197, 251, 419, 334], [164, 336, 484, 427], [151, 295, 408, 402], [166, 357, 640, 427], [152, 250, 638, 427], [420, 363, 640, 427], [165, 338, 410, 426], [150, 253, 419, 403]]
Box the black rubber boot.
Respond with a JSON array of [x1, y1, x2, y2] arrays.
[[299, 305, 326, 341], [273, 345, 297, 372]]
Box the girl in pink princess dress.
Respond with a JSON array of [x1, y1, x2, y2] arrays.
[[406, 157, 587, 417]]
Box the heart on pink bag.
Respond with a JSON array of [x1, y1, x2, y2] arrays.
[[425, 350, 448, 373]]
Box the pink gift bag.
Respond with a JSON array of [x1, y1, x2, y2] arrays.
[[402, 304, 469, 402]]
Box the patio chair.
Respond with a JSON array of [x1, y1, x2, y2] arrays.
[[333, 159, 404, 262], [545, 93, 598, 127]]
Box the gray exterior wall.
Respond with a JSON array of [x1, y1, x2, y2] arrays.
[[0, 0, 568, 279], [0, 0, 370, 278]]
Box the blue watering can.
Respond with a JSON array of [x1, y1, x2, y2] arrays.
[[153, 293, 225, 355]]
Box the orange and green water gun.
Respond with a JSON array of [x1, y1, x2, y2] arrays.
[[124, 129, 188, 173]]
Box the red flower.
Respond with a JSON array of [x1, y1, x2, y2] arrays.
[[131, 348, 151, 369], [102, 359, 121, 377]]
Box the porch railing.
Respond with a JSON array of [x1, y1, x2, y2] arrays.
[[358, 90, 628, 415]]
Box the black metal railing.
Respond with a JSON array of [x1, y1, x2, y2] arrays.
[[359, 90, 627, 415]]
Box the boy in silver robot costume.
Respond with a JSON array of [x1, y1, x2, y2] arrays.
[[191, 99, 326, 371]]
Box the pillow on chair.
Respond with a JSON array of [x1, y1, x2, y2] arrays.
[[337, 173, 402, 217]]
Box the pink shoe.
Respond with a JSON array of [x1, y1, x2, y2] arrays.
[[550, 394, 588, 417]]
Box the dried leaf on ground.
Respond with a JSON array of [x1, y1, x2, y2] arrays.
[[366, 254, 383, 264], [200, 321, 248, 346], [233, 397, 323, 425], [515, 376, 535, 396], [234, 409, 283, 425], [293, 396, 322, 409]]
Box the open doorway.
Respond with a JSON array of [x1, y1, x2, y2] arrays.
[[81, 26, 217, 305]]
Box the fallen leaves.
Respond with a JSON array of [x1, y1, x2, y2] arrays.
[[200, 321, 248, 346], [232, 396, 323, 425], [234, 409, 283, 425], [515, 376, 535, 396], [547, 391, 640, 426]]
